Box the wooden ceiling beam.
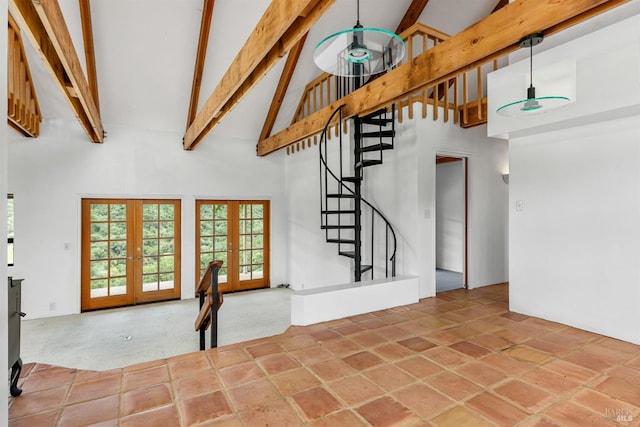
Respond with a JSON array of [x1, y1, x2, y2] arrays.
[[186, 0, 215, 130], [9, 0, 103, 142], [492, 0, 509, 13], [257, 0, 628, 156], [396, 0, 430, 34], [183, 0, 335, 150], [258, 32, 307, 142], [79, 0, 100, 114]]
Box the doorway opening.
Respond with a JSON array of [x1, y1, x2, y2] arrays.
[[435, 155, 468, 292]]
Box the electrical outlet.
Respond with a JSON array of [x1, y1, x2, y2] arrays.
[[516, 200, 524, 211], [49, 302, 56, 311]]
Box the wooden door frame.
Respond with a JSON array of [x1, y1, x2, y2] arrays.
[[195, 199, 270, 293], [133, 199, 182, 304], [435, 154, 469, 288], [81, 199, 135, 311], [81, 198, 181, 311]]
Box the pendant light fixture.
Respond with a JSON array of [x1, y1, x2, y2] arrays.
[[313, 0, 405, 77], [496, 33, 570, 117]]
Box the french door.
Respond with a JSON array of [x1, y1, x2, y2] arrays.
[[196, 200, 270, 293], [81, 199, 181, 311]]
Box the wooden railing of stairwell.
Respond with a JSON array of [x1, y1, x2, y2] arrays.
[[195, 260, 224, 350], [285, 23, 500, 155], [8, 13, 42, 138]]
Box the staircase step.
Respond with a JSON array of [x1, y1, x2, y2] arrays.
[[361, 117, 393, 126], [327, 193, 355, 198], [339, 251, 355, 258], [362, 108, 388, 120], [341, 176, 362, 183], [359, 143, 394, 153], [327, 238, 355, 244], [356, 159, 383, 168], [322, 210, 356, 215], [361, 265, 373, 274], [361, 130, 395, 139], [321, 225, 355, 230]]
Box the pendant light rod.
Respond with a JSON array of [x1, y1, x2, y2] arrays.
[[496, 32, 570, 117], [529, 41, 533, 89], [356, 0, 361, 26], [519, 33, 543, 100]]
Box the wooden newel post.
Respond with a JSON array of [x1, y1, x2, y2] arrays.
[[195, 260, 224, 350]]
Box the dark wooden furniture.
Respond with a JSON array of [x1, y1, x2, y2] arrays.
[[8, 277, 25, 397]]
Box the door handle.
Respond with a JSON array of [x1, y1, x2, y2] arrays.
[[127, 256, 133, 260]]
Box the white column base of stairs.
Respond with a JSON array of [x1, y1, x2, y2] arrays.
[[290, 275, 420, 326]]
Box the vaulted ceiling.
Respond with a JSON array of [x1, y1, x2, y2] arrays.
[[8, 0, 636, 150]]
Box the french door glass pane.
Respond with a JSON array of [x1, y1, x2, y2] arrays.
[[141, 202, 176, 292], [198, 203, 228, 283], [88, 202, 128, 299], [238, 203, 265, 281]]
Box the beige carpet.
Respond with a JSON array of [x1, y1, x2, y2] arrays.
[[19, 287, 292, 371]]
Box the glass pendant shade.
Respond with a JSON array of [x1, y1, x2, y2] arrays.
[[313, 26, 405, 77], [496, 86, 571, 117], [496, 33, 571, 117]]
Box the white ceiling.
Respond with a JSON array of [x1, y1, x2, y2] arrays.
[[16, 0, 638, 144], [18, 0, 498, 141]]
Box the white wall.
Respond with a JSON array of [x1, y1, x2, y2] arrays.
[[285, 103, 509, 297], [285, 140, 352, 289], [2, 0, 10, 418], [436, 161, 464, 272], [509, 117, 640, 344], [8, 121, 288, 319], [493, 15, 640, 344]]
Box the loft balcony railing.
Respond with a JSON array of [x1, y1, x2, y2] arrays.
[[286, 22, 501, 155], [8, 13, 42, 138]]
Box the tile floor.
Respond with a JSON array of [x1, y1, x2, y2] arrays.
[[8, 284, 640, 426]]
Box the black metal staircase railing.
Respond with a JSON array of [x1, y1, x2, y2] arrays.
[[319, 104, 397, 282]]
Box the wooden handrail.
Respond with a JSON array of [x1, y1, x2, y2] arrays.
[[284, 21, 499, 155], [195, 260, 223, 294]]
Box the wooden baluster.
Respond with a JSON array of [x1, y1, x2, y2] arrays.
[[19, 61, 26, 126], [422, 88, 427, 119], [433, 83, 438, 121], [8, 28, 15, 119], [25, 84, 32, 130], [313, 83, 318, 115], [14, 36, 21, 120], [463, 72, 468, 126], [444, 78, 449, 123], [422, 33, 427, 57], [408, 91, 414, 119], [453, 76, 459, 124]]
